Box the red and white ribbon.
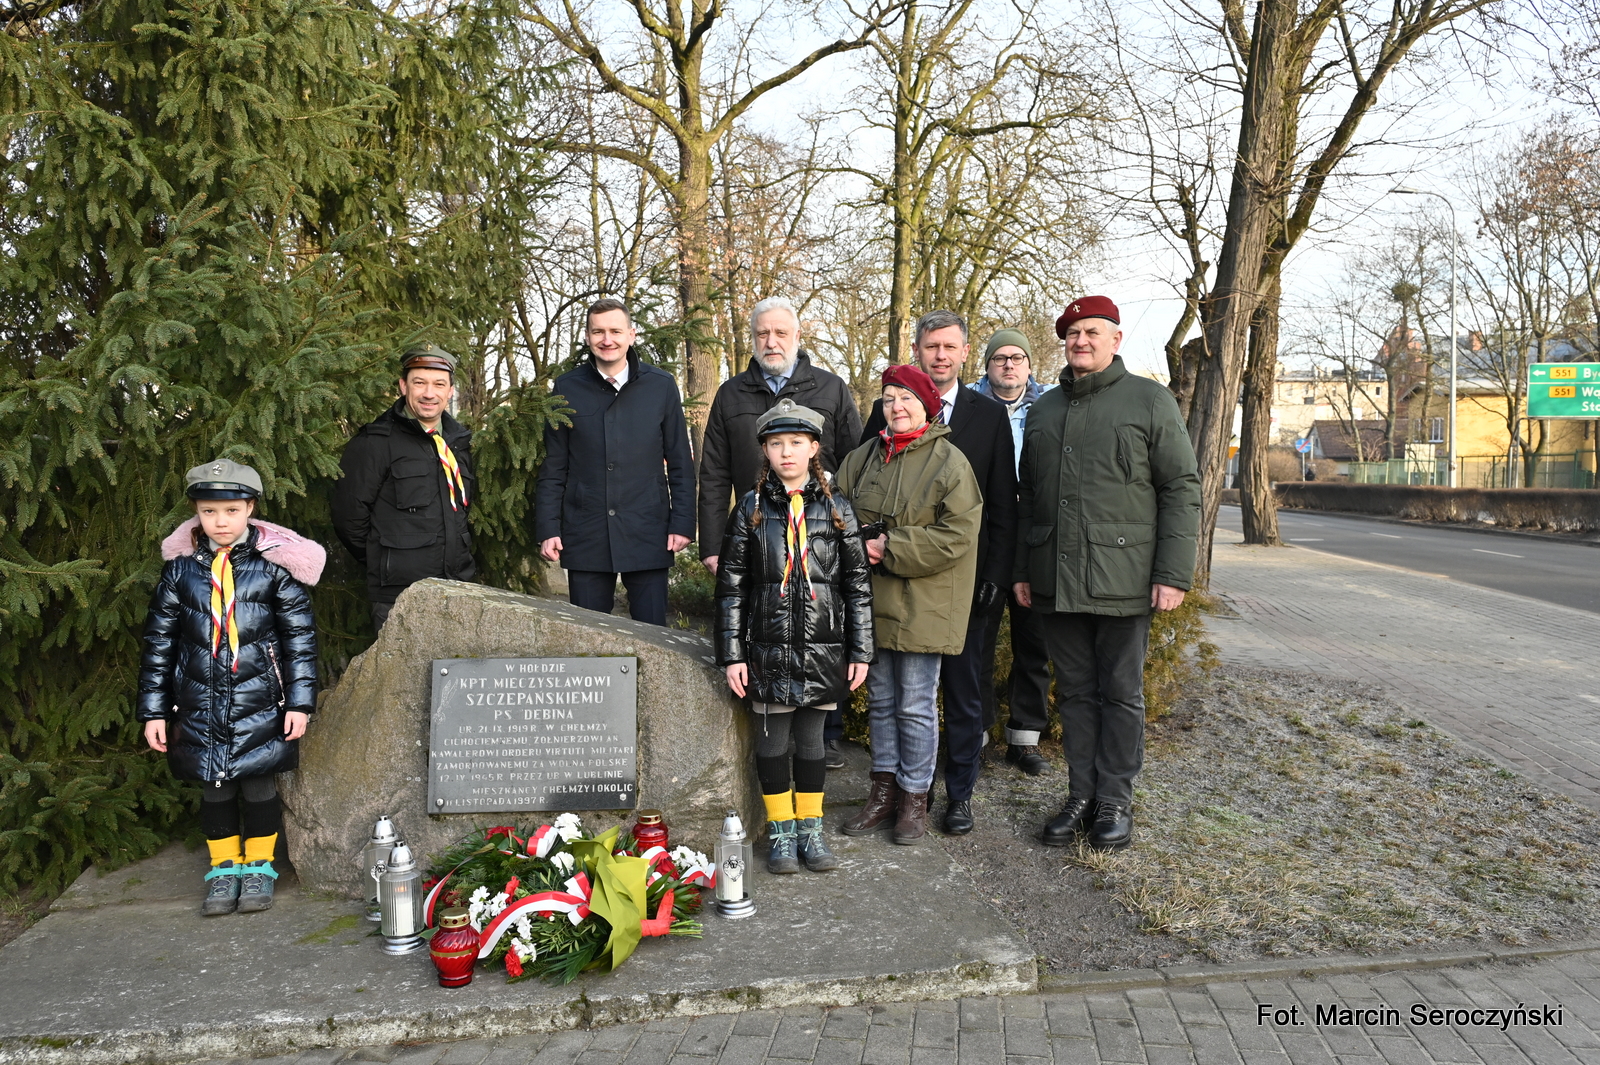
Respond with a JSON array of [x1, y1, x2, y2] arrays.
[[528, 824, 558, 857], [476, 873, 593, 958]]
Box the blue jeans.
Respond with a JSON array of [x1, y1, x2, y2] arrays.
[[866, 649, 942, 794]]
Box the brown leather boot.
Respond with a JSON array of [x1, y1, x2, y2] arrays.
[[840, 772, 899, 835], [893, 790, 930, 845]]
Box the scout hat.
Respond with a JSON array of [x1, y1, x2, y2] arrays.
[[400, 344, 457, 376], [984, 328, 1033, 362], [1054, 296, 1121, 338], [756, 398, 825, 439], [186, 458, 263, 500]]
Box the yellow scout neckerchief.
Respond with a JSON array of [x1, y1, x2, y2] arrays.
[[781, 489, 814, 599], [209, 547, 239, 671], [430, 430, 468, 510]]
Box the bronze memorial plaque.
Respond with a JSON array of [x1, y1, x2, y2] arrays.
[[428, 657, 638, 813]]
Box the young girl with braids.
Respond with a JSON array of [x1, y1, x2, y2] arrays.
[[714, 400, 875, 874]]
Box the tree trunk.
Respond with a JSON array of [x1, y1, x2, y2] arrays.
[[1187, 0, 1294, 586], [1238, 273, 1282, 545], [676, 144, 717, 459], [886, 1, 919, 366]]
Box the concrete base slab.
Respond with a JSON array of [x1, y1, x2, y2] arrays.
[[0, 813, 1033, 1065]]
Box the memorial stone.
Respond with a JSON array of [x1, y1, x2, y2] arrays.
[[281, 580, 757, 897]]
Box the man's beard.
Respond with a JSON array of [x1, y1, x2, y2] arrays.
[[758, 351, 798, 377]]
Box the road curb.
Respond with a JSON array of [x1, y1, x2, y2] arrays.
[[1266, 505, 1600, 548], [1036, 940, 1600, 996]]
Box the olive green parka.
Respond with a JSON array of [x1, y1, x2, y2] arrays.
[[1014, 356, 1200, 616], [835, 423, 983, 655]]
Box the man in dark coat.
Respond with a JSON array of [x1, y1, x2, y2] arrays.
[[698, 296, 863, 573], [860, 309, 1016, 836], [1014, 296, 1200, 852], [333, 345, 476, 630], [536, 297, 696, 626], [698, 295, 863, 765]]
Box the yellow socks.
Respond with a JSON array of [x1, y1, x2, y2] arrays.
[[243, 833, 278, 865], [762, 791, 796, 822], [207, 836, 243, 867], [795, 792, 824, 820]]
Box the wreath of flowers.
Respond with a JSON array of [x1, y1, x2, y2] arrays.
[[423, 813, 715, 985]]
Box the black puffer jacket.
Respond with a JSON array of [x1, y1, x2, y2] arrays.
[[136, 520, 323, 781], [714, 477, 875, 707]]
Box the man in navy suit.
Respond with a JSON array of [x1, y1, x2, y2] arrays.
[[860, 309, 1016, 835]]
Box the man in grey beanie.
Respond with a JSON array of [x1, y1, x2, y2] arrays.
[[971, 328, 1053, 776]]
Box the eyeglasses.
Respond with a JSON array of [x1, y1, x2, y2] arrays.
[[988, 354, 1030, 365]]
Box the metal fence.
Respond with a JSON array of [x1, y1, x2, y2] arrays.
[[1346, 453, 1597, 489]]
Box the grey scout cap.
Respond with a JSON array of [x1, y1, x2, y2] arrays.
[[755, 398, 825, 439], [185, 458, 263, 500]]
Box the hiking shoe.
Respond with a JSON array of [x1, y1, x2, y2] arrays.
[[766, 820, 800, 874], [202, 862, 241, 916], [236, 860, 279, 913], [796, 817, 840, 871]]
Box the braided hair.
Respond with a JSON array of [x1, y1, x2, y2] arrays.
[[748, 453, 846, 531]]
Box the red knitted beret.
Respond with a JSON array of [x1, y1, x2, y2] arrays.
[[1054, 296, 1121, 338], [881, 363, 942, 421]]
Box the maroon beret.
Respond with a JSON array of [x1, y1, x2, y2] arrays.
[[1054, 296, 1121, 338], [881, 363, 942, 422]]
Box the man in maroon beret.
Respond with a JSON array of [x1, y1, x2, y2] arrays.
[[1012, 296, 1199, 851]]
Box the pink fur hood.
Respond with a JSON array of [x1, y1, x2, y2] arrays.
[[161, 517, 327, 587]]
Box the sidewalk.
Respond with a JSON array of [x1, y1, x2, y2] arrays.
[[182, 947, 1600, 1064], [1205, 526, 1600, 808]]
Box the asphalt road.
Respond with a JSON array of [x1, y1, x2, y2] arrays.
[[1216, 505, 1600, 615]]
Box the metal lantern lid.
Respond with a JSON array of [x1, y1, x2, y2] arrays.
[[369, 815, 399, 845], [720, 810, 747, 842], [385, 841, 417, 875], [635, 809, 664, 826], [438, 906, 471, 931]]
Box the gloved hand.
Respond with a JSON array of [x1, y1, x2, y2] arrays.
[[973, 580, 1003, 616]]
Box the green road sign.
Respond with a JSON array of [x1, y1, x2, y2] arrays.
[[1528, 363, 1600, 418]]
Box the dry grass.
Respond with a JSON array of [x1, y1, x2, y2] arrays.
[[1059, 667, 1600, 960]]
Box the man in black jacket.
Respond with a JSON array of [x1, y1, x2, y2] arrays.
[[536, 298, 696, 627], [698, 296, 862, 572], [334, 345, 477, 630], [861, 309, 1016, 835]]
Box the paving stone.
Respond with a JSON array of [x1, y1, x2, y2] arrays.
[[870, 1002, 917, 1029], [959, 997, 1002, 1031], [908, 1049, 956, 1065], [1000, 1016, 1050, 1057], [1042, 994, 1095, 1038], [1091, 1016, 1148, 1063], [1132, 1002, 1189, 1046], [822, 1008, 873, 1041], [1186, 1023, 1246, 1065], [584, 1028, 636, 1053], [733, 1012, 782, 1038], [1144, 1047, 1199, 1065], [1001, 996, 1045, 1019], [677, 1014, 736, 1057], [811, 1036, 867, 1065], [1367, 1036, 1434, 1065], [571, 1052, 621, 1065], [1273, 1033, 1337, 1065], [437, 1040, 495, 1065], [621, 1031, 685, 1065], [341, 1049, 399, 1063], [954, 1028, 1003, 1065], [861, 1021, 912, 1065], [1086, 992, 1136, 1020], [1170, 990, 1227, 1028], [769, 1009, 826, 1060], [1050, 1036, 1102, 1065], [717, 1034, 778, 1065], [912, 1007, 958, 1049]]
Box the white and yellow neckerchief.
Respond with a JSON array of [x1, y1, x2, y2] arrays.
[[209, 547, 239, 671], [430, 431, 468, 510]]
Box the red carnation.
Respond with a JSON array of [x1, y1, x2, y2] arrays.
[[505, 951, 524, 978]]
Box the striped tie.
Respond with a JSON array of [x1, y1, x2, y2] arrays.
[[209, 547, 239, 672], [780, 490, 813, 599], [430, 431, 468, 510]]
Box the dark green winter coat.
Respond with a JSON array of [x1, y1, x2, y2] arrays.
[[1013, 356, 1199, 616]]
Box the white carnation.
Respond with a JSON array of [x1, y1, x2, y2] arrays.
[[550, 851, 575, 874], [552, 812, 585, 842]]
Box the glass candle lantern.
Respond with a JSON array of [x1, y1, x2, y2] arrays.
[[361, 814, 400, 922], [377, 840, 426, 954], [713, 809, 756, 918], [428, 906, 481, 987], [631, 809, 668, 851]]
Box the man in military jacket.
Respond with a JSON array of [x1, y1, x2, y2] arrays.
[[1012, 297, 1199, 851], [333, 345, 476, 629]]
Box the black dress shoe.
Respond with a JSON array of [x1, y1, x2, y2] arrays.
[[943, 799, 974, 835], [823, 739, 847, 770], [1089, 804, 1133, 851], [1041, 797, 1096, 846], [1005, 744, 1048, 776]]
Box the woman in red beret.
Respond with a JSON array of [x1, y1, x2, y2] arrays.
[[833, 365, 984, 844]]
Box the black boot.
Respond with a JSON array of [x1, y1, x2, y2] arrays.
[[1041, 797, 1096, 846], [943, 799, 974, 835], [1089, 803, 1133, 851], [1005, 744, 1048, 776]]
